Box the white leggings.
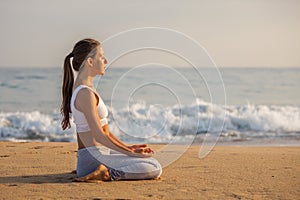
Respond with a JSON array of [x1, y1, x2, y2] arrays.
[[76, 146, 162, 180]]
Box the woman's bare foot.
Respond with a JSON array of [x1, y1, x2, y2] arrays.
[[72, 164, 111, 182]]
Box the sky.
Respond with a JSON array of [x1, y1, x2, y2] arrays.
[[0, 0, 299, 68]]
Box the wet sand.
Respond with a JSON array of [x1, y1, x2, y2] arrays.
[[0, 141, 299, 199]]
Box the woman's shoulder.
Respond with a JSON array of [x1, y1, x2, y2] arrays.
[[75, 85, 100, 106], [77, 86, 97, 98]]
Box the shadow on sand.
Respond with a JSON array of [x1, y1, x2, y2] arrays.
[[0, 172, 76, 184]]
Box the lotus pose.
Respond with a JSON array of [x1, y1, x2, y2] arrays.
[[61, 38, 162, 182]]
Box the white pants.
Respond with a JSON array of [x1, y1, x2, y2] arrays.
[[76, 146, 162, 180]]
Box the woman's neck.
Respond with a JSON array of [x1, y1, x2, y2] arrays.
[[75, 70, 94, 88]]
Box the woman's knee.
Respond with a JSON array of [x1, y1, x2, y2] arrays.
[[154, 162, 162, 178], [144, 165, 162, 179], [117, 159, 162, 179], [141, 159, 162, 179]]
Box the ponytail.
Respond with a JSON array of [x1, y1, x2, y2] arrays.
[[60, 38, 100, 130], [61, 52, 74, 130]]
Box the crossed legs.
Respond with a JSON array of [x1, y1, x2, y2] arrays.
[[73, 164, 111, 183]]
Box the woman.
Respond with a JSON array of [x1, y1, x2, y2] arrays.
[[61, 38, 162, 182]]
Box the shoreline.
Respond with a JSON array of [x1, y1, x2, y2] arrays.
[[0, 141, 299, 199], [1, 138, 300, 147]]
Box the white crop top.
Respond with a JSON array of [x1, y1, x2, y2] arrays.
[[70, 85, 108, 133]]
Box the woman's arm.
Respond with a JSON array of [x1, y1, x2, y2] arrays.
[[76, 89, 152, 157], [102, 124, 129, 148], [103, 125, 151, 152]]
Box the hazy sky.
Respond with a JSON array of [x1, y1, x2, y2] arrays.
[[0, 0, 299, 68]]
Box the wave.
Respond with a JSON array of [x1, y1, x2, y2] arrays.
[[0, 111, 76, 142], [0, 99, 299, 143]]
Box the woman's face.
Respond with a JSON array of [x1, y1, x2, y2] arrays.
[[92, 46, 107, 75]]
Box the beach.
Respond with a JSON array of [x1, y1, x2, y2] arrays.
[[1, 0, 300, 199], [0, 67, 299, 200], [0, 141, 299, 199]]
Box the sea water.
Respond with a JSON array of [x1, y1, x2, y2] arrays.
[[0, 66, 299, 145]]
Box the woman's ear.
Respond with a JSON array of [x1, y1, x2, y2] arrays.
[[86, 57, 93, 67]]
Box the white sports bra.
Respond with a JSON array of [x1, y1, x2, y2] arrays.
[[70, 85, 108, 133]]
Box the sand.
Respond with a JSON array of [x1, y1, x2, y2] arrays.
[[0, 141, 299, 200]]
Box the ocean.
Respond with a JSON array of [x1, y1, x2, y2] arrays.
[[0, 66, 299, 146]]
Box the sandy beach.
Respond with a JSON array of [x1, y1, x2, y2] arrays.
[[0, 141, 299, 199]]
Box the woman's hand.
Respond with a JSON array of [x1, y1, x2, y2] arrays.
[[127, 145, 154, 158], [133, 147, 154, 154], [128, 144, 148, 150]]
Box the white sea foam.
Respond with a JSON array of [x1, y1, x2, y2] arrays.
[[0, 111, 76, 142], [0, 99, 299, 143]]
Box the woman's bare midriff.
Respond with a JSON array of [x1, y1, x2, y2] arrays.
[[77, 125, 109, 150], [77, 132, 102, 150]]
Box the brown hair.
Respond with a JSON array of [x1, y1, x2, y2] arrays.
[[61, 38, 100, 130]]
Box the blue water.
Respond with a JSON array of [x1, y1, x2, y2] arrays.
[[0, 66, 299, 145]]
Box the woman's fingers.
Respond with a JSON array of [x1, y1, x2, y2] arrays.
[[129, 144, 148, 150], [131, 150, 152, 158], [142, 147, 154, 154], [133, 147, 154, 155], [138, 144, 148, 148], [134, 144, 147, 148]]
